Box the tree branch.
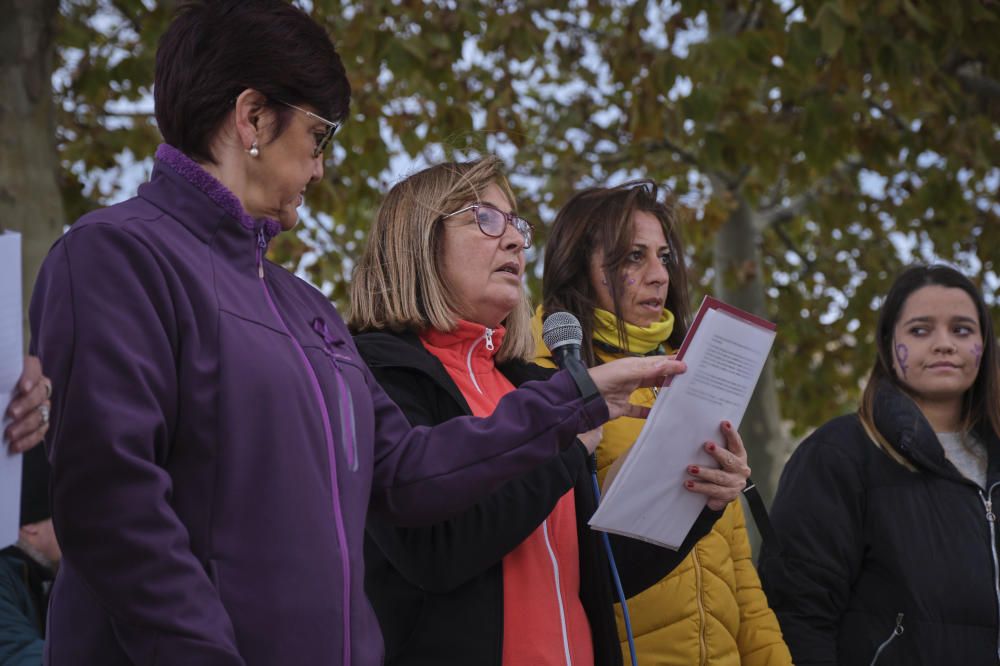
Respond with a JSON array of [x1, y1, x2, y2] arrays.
[[647, 136, 703, 170], [601, 135, 745, 196], [954, 66, 1000, 101], [109, 0, 143, 36], [771, 218, 815, 273], [646, 137, 748, 192], [758, 164, 789, 211], [100, 110, 155, 118], [598, 135, 709, 176], [782, 2, 802, 19], [866, 98, 908, 132], [756, 188, 817, 231], [736, 0, 761, 34], [940, 53, 1000, 102], [755, 157, 863, 232]]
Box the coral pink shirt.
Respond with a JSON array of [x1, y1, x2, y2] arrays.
[[420, 321, 594, 666]]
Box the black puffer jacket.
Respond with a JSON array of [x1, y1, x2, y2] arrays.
[[759, 381, 1000, 665], [355, 329, 720, 666]]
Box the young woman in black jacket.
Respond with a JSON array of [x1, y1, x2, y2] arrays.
[[759, 264, 1000, 665], [347, 157, 752, 666]]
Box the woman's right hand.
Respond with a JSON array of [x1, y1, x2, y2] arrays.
[[4, 355, 52, 454], [588, 356, 686, 421], [576, 426, 604, 455]]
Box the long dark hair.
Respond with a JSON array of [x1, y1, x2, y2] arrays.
[[542, 180, 690, 366], [860, 264, 1000, 449]]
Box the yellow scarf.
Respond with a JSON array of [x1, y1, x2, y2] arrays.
[[593, 307, 674, 355]]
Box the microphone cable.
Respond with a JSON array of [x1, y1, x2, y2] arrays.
[[543, 310, 638, 666], [588, 454, 638, 666]]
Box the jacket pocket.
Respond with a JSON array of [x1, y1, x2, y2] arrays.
[[869, 612, 905, 665]]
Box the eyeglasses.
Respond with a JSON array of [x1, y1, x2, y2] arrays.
[[439, 202, 533, 248], [276, 100, 341, 158]]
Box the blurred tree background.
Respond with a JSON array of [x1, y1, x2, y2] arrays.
[[4, 0, 998, 501]]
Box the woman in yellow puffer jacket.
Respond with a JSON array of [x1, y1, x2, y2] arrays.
[[533, 180, 792, 666]]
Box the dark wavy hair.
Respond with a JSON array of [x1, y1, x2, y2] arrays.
[[154, 0, 351, 163], [541, 180, 690, 366], [860, 264, 1000, 452]]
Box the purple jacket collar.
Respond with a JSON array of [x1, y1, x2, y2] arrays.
[[154, 143, 282, 241]]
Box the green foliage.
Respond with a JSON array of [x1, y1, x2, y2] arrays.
[[55, 0, 999, 435]]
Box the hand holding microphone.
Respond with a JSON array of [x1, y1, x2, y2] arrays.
[[541, 311, 686, 424]]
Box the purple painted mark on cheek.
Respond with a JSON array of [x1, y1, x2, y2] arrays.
[[973, 343, 983, 367], [627, 277, 636, 285], [895, 343, 909, 379]]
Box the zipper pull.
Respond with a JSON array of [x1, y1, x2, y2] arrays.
[[988, 499, 996, 523], [893, 613, 904, 636], [484, 328, 495, 351]]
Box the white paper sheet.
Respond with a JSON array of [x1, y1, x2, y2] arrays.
[[0, 230, 23, 547], [589, 298, 776, 549]]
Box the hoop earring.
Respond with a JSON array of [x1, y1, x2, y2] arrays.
[[248, 140, 260, 158]]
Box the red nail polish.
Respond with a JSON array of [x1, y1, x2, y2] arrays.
[[723, 421, 732, 431], [707, 443, 716, 452], [685, 481, 695, 489], [689, 465, 700, 474]]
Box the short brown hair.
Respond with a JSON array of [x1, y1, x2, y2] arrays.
[[155, 0, 350, 164], [542, 180, 690, 366], [348, 157, 535, 362]]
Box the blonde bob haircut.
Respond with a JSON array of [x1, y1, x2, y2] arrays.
[[348, 156, 535, 363]]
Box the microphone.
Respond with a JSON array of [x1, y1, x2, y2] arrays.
[[542, 311, 584, 370], [542, 311, 597, 401]]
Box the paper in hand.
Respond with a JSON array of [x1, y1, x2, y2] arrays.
[[589, 296, 776, 549], [0, 230, 23, 547]]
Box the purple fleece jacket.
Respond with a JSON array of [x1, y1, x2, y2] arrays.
[[28, 145, 608, 666]]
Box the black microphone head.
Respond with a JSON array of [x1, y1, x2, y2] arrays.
[[542, 311, 583, 353]]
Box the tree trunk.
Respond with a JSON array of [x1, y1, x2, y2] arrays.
[[0, 0, 65, 348], [712, 191, 793, 553]]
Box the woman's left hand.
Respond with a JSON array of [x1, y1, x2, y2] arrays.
[[4, 355, 52, 454], [684, 420, 750, 511]]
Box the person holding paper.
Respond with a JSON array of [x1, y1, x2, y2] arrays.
[[26, 3, 679, 665], [4, 356, 52, 455], [0, 446, 59, 665], [348, 157, 749, 665], [535, 180, 791, 666], [759, 264, 1000, 665]]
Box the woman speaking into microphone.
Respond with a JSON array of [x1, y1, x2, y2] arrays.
[[348, 156, 749, 665], [535, 181, 791, 666]]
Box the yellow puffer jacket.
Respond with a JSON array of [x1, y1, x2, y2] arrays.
[[532, 314, 792, 666]]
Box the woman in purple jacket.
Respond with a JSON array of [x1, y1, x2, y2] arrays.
[[27, 2, 677, 665]]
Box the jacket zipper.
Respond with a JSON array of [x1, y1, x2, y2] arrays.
[[464, 328, 494, 395], [540, 518, 573, 666], [692, 547, 708, 666], [465, 325, 572, 664], [980, 482, 1000, 662], [255, 226, 352, 665], [312, 318, 359, 472], [869, 613, 904, 665]]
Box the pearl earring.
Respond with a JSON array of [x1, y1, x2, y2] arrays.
[[248, 140, 259, 158]]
